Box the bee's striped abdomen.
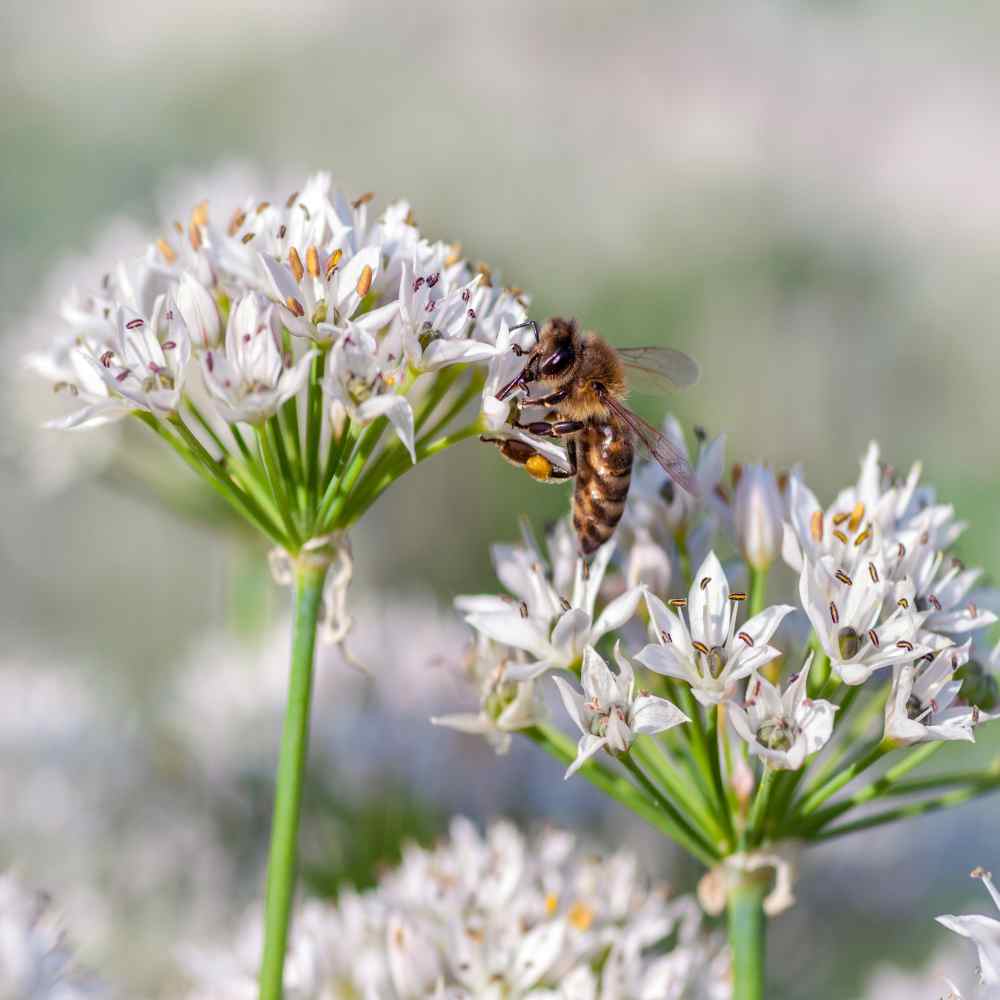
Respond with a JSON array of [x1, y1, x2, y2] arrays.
[[572, 420, 634, 556]]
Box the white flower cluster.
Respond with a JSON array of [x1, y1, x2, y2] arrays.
[[439, 431, 999, 776], [0, 871, 107, 999], [182, 818, 730, 1000], [23, 170, 529, 469]]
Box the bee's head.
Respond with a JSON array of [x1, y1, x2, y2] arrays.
[[496, 317, 579, 401]]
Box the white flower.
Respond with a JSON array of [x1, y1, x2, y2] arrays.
[[636, 551, 794, 706], [729, 654, 837, 769], [201, 292, 314, 424], [461, 536, 644, 682], [732, 463, 784, 572], [938, 867, 1000, 989], [884, 641, 987, 746], [88, 297, 192, 418], [431, 635, 545, 754], [798, 554, 932, 686], [553, 645, 688, 778], [321, 325, 415, 461], [0, 872, 108, 998]]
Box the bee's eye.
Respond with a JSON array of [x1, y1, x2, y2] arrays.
[[540, 346, 573, 376]]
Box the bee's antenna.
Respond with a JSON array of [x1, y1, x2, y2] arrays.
[[509, 319, 539, 352]]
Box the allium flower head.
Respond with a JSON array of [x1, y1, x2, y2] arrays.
[[636, 552, 794, 706]]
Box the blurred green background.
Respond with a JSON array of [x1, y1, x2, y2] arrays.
[[2, 1, 1000, 996]]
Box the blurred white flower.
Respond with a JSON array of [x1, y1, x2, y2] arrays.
[[636, 551, 794, 706], [937, 867, 1000, 991], [553, 645, 688, 778], [182, 818, 730, 999], [729, 654, 836, 770]]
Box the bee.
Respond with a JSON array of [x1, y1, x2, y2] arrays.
[[483, 317, 700, 555]]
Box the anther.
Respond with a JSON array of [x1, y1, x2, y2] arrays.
[[519, 601, 529, 619], [288, 247, 304, 283], [928, 595, 942, 611], [125, 318, 144, 330], [728, 592, 747, 602], [660, 630, 672, 644], [191, 201, 208, 227], [896, 640, 914, 652], [162, 341, 176, 350], [829, 601, 840, 624], [325, 249, 343, 279], [356, 265, 373, 297], [868, 629, 880, 648], [868, 562, 879, 583], [285, 297, 305, 317], [99, 351, 113, 367], [848, 501, 865, 533], [897, 597, 910, 609], [256, 201, 270, 214], [306, 246, 320, 279], [669, 598, 688, 608], [835, 570, 853, 586], [241, 232, 255, 244], [854, 528, 872, 547], [228, 208, 246, 236], [285, 190, 299, 208], [738, 631, 754, 646], [278, 224, 287, 239], [692, 640, 710, 655], [832, 512, 850, 526], [810, 510, 824, 542], [352, 191, 375, 209], [115, 369, 130, 383], [700, 576, 711, 591], [444, 244, 462, 267], [156, 238, 176, 263], [188, 222, 202, 251], [426, 272, 440, 288], [832, 529, 849, 545]]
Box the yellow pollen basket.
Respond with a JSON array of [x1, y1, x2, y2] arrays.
[[526, 455, 553, 481]]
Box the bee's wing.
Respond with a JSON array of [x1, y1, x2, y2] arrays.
[[618, 346, 700, 393], [601, 393, 700, 497]]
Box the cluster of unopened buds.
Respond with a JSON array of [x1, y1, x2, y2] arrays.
[[437, 432, 1000, 928]]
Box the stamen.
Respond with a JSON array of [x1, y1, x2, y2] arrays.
[[356, 265, 373, 297], [928, 594, 942, 611], [691, 640, 710, 655], [700, 576, 711, 590], [896, 640, 914, 652], [278, 224, 287, 239], [848, 501, 865, 533], [285, 190, 299, 208], [228, 208, 246, 236], [519, 601, 529, 619], [737, 631, 754, 646], [867, 629, 880, 648], [325, 248, 343, 279], [306, 246, 320, 279], [206, 352, 214, 372], [832, 512, 849, 526], [854, 528, 872, 547], [288, 247, 304, 283], [285, 297, 305, 317], [868, 562, 879, 583], [256, 201, 270, 214], [427, 272, 440, 288], [476, 262, 493, 286], [669, 598, 688, 608], [728, 592, 747, 601], [832, 529, 849, 545], [444, 243, 462, 267], [897, 597, 910, 609], [810, 510, 824, 542], [829, 601, 839, 624], [156, 238, 176, 263], [99, 351, 113, 368], [191, 201, 208, 227], [352, 191, 375, 209], [835, 570, 853, 586], [731, 463, 743, 488], [660, 630, 672, 644], [241, 232, 255, 244], [162, 341, 176, 350], [188, 222, 202, 251], [115, 369, 130, 383], [125, 318, 144, 330]]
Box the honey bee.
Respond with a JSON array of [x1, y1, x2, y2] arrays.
[[483, 317, 700, 555]]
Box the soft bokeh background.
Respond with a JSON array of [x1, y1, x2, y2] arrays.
[[3, 2, 1000, 997]]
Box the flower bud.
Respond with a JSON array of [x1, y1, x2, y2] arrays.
[[732, 463, 784, 571], [175, 272, 221, 350]]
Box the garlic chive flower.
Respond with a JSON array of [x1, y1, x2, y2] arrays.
[[553, 645, 689, 778], [731, 462, 785, 572], [729, 654, 837, 770], [937, 867, 1000, 989], [636, 551, 794, 706]]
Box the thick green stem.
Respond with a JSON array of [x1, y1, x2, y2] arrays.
[[727, 876, 768, 1000], [747, 766, 776, 847], [259, 562, 328, 999]]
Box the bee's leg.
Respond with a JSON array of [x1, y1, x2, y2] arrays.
[[480, 435, 575, 483], [515, 386, 569, 409], [513, 419, 585, 439]]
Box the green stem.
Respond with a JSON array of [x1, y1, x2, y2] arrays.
[[259, 561, 328, 999], [793, 739, 891, 819], [677, 686, 733, 843], [526, 726, 718, 866], [815, 780, 1000, 841], [727, 876, 768, 1000], [748, 567, 768, 619], [316, 419, 387, 528]]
